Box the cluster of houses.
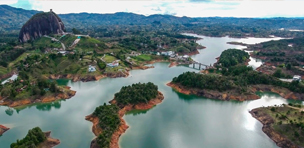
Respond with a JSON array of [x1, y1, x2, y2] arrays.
[[88, 60, 120, 72]]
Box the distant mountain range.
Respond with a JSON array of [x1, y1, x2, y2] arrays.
[[1, 5, 304, 33]]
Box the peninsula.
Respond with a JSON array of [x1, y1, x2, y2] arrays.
[[168, 49, 304, 101], [0, 124, 9, 136], [0, 76, 76, 108], [86, 82, 164, 148], [10, 127, 60, 148], [250, 104, 304, 148]]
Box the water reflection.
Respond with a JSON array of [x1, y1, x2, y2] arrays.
[[126, 109, 149, 116], [35, 101, 62, 111], [5, 108, 14, 116]]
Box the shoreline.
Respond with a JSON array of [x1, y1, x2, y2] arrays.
[[166, 82, 260, 101], [86, 91, 164, 148], [40, 131, 61, 148], [0, 86, 76, 108], [167, 82, 304, 101], [0, 125, 10, 136], [249, 108, 298, 148]]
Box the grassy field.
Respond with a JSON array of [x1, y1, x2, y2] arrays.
[[60, 34, 77, 47], [103, 55, 117, 63], [258, 104, 304, 147], [0, 66, 7, 75], [33, 37, 62, 49], [75, 37, 107, 52], [133, 54, 153, 61], [105, 65, 125, 73]]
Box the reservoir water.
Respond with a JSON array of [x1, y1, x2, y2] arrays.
[[0, 34, 301, 148]]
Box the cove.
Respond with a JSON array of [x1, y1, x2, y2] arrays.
[[0, 35, 301, 148]]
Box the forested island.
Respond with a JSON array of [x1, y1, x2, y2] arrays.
[[250, 104, 304, 148], [86, 82, 164, 148], [168, 49, 304, 101], [10, 127, 60, 148]]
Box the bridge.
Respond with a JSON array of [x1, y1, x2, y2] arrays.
[[187, 61, 211, 70]]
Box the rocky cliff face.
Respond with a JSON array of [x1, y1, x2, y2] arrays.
[[19, 9, 65, 42]]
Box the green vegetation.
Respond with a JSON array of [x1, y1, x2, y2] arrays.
[[72, 28, 81, 34], [172, 65, 304, 93], [0, 75, 59, 101], [272, 69, 292, 79], [91, 82, 158, 147], [133, 54, 152, 61], [10, 127, 46, 148], [75, 37, 107, 52], [103, 55, 117, 63], [218, 49, 249, 67], [114, 82, 158, 107], [93, 104, 120, 148], [32, 37, 62, 50], [60, 34, 77, 47], [255, 104, 304, 147]]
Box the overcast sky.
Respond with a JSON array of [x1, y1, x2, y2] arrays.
[[1, 0, 304, 18]]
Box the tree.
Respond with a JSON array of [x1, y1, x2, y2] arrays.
[[72, 28, 81, 34], [286, 63, 292, 70]]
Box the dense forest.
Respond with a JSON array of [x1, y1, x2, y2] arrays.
[[114, 82, 158, 107], [93, 104, 120, 148], [172, 65, 304, 93], [218, 49, 250, 67], [10, 127, 46, 148]]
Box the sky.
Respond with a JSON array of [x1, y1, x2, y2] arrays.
[[0, 0, 304, 18]]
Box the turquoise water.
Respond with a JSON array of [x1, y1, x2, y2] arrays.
[[0, 35, 301, 148]]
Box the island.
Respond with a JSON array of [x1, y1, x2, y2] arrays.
[[168, 49, 304, 101], [250, 103, 304, 148], [85, 82, 164, 148], [0, 124, 9, 136], [10, 127, 60, 148]]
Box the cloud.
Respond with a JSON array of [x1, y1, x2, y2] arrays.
[[11, 0, 33, 10], [2, 0, 304, 18]]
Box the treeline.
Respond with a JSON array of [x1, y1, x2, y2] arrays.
[[218, 49, 249, 67], [172, 65, 304, 93], [256, 51, 285, 57], [114, 82, 158, 107], [10, 127, 46, 148], [93, 104, 120, 148], [253, 37, 304, 51]]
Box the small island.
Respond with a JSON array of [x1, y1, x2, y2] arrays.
[[0, 124, 9, 136], [86, 82, 164, 148], [250, 104, 304, 148], [168, 49, 304, 101], [10, 127, 60, 148]]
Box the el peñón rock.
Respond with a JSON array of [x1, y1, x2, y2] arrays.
[[19, 9, 65, 42]]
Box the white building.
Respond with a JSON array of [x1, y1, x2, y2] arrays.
[[88, 65, 96, 72], [107, 60, 120, 67], [293, 75, 301, 81], [161, 51, 174, 56]]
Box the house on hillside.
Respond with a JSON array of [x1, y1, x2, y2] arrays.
[[288, 44, 294, 47], [129, 51, 141, 56], [88, 65, 96, 72], [161, 51, 174, 56], [107, 60, 120, 67], [293, 75, 301, 81]]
